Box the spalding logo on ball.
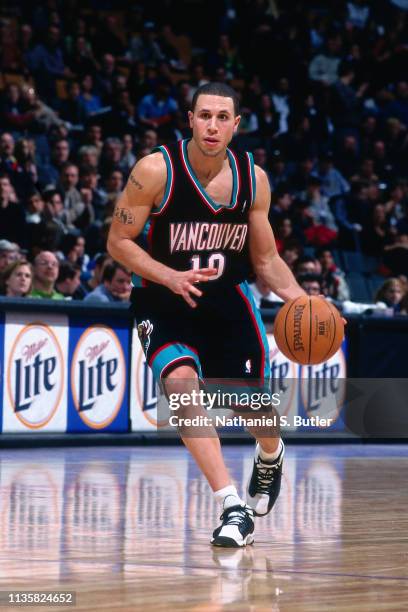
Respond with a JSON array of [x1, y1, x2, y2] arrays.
[[273, 295, 344, 365]]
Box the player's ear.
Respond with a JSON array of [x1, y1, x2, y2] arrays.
[[233, 114, 241, 133], [188, 110, 194, 129]]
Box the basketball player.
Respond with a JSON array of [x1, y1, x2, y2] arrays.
[[107, 83, 306, 547]]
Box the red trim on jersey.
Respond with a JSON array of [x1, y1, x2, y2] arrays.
[[235, 285, 265, 383], [246, 152, 253, 205], [179, 140, 240, 215]]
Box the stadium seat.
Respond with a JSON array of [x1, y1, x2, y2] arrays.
[[341, 251, 365, 273], [345, 272, 372, 302]]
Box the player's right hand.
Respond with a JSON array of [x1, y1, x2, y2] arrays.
[[165, 267, 217, 308]]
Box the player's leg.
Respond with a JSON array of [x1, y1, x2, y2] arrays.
[[163, 363, 254, 548], [207, 282, 285, 518]]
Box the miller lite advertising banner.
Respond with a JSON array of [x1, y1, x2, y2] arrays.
[[2, 313, 68, 433], [67, 317, 130, 432], [130, 327, 348, 435]]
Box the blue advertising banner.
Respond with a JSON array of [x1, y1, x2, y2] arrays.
[[67, 316, 130, 433]]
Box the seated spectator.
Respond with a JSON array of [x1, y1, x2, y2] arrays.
[[400, 291, 408, 315], [120, 134, 136, 174], [58, 81, 88, 127], [375, 278, 404, 313], [30, 250, 64, 299], [383, 233, 408, 276], [308, 33, 342, 86], [84, 261, 131, 303], [281, 239, 302, 271], [1, 260, 33, 297], [268, 184, 293, 226], [83, 124, 104, 157], [102, 170, 124, 211], [38, 138, 71, 189], [0, 174, 27, 247], [139, 129, 158, 154], [361, 203, 391, 255], [78, 146, 99, 172], [297, 273, 323, 296], [297, 177, 338, 247], [79, 74, 103, 116], [137, 79, 178, 137], [0, 240, 22, 274], [58, 163, 94, 229], [55, 261, 87, 299], [294, 255, 321, 276], [99, 138, 122, 176], [317, 248, 350, 300], [84, 253, 112, 293], [312, 151, 350, 199], [249, 276, 283, 308]]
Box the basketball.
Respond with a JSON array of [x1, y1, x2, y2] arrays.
[[273, 296, 344, 365]]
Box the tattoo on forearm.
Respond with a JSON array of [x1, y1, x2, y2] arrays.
[[129, 175, 143, 189], [114, 207, 135, 224]]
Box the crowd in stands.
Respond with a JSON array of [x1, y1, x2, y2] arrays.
[[0, 0, 408, 313]]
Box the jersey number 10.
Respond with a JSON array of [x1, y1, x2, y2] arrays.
[[190, 253, 225, 280]]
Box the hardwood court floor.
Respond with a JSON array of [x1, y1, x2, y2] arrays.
[[0, 443, 407, 611]]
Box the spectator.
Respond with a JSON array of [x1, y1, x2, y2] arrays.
[[269, 184, 293, 226], [309, 33, 342, 86], [297, 272, 323, 296], [0, 239, 22, 274], [1, 260, 33, 297], [84, 261, 131, 303], [58, 163, 93, 229], [0, 174, 27, 246], [271, 78, 292, 136], [313, 151, 350, 199], [120, 134, 136, 174], [294, 255, 321, 276], [30, 250, 64, 299], [383, 233, 408, 275], [26, 25, 72, 100], [55, 261, 86, 299], [79, 74, 103, 116], [137, 79, 178, 136], [298, 176, 338, 247], [58, 81, 88, 127], [375, 277, 404, 312], [317, 248, 350, 300], [249, 276, 283, 308], [84, 253, 112, 293]]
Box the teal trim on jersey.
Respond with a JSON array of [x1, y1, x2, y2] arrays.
[[150, 343, 203, 379], [247, 152, 256, 206], [131, 219, 151, 287], [181, 139, 238, 212], [239, 281, 271, 381], [151, 145, 173, 215]]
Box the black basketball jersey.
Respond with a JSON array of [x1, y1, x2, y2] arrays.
[[135, 138, 256, 289]]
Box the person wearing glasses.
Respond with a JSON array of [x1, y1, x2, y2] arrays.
[[29, 250, 64, 299]]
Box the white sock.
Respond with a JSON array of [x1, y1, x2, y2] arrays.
[[257, 439, 284, 463], [214, 484, 245, 510]]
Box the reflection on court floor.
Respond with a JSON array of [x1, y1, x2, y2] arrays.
[[0, 444, 407, 610]]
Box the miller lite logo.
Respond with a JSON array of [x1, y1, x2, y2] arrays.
[[71, 325, 125, 429], [300, 345, 347, 426], [268, 333, 298, 427], [7, 323, 64, 428]]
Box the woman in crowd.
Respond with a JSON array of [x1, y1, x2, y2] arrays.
[[1, 260, 33, 297]]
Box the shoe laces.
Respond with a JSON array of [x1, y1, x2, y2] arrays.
[[255, 459, 280, 494], [220, 505, 253, 527]]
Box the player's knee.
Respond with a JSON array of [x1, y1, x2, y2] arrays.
[[165, 364, 198, 381]]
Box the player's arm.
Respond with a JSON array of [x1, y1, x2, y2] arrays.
[[248, 166, 306, 302], [106, 153, 215, 308]]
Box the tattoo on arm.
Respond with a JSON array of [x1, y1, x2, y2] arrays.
[[114, 207, 135, 224], [129, 175, 143, 190]]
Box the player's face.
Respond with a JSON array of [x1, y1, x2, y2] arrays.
[[188, 95, 240, 157]]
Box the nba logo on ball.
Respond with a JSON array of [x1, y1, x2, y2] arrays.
[[71, 325, 125, 429], [7, 323, 64, 428]]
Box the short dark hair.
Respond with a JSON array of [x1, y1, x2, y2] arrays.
[[57, 261, 80, 283], [191, 82, 240, 116], [102, 261, 130, 282], [297, 273, 322, 286]]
